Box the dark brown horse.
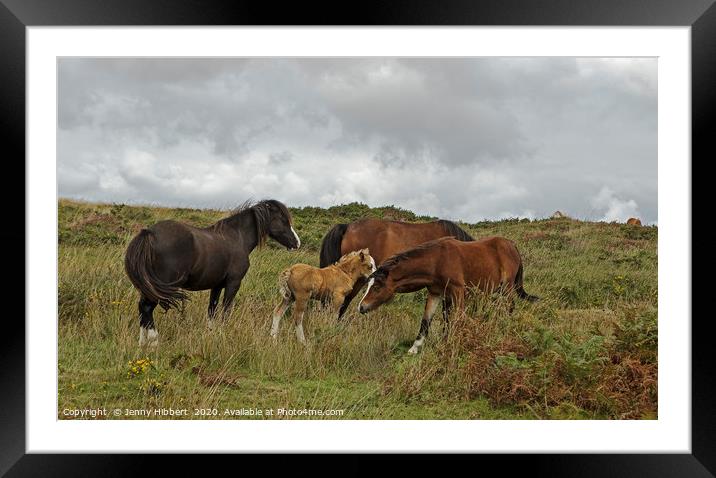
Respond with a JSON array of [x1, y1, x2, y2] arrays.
[[124, 199, 300, 346], [319, 218, 473, 317], [358, 236, 537, 354]]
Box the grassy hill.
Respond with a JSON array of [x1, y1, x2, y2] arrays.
[[58, 199, 657, 420]]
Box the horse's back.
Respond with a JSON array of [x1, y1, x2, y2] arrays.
[[342, 220, 392, 263], [147, 220, 195, 252], [450, 237, 522, 288], [343, 219, 450, 264]]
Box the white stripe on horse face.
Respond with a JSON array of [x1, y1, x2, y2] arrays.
[[369, 256, 376, 272], [358, 278, 375, 310], [291, 226, 301, 249]]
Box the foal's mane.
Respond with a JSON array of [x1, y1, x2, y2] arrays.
[[377, 236, 455, 274], [213, 199, 292, 247]]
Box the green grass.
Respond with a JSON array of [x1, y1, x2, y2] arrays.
[[58, 199, 657, 420]]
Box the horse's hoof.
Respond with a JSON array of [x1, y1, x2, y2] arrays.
[[139, 327, 159, 347], [407, 346, 420, 355]]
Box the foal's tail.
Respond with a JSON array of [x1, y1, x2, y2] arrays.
[[277, 269, 293, 300], [124, 229, 188, 310], [515, 262, 539, 302], [319, 223, 348, 267]]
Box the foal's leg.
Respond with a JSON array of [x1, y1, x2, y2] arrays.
[[338, 277, 367, 319], [408, 293, 441, 354], [270, 295, 292, 339], [138, 296, 159, 347], [332, 291, 348, 319], [207, 286, 222, 330], [291, 294, 309, 344]]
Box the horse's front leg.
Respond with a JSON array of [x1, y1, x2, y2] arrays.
[[408, 292, 441, 354], [220, 278, 243, 321], [207, 286, 222, 330]]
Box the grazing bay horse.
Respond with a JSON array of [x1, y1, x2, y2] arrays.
[[124, 199, 300, 346], [626, 217, 642, 226], [319, 218, 473, 318], [358, 236, 538, 354], [270, 249, 376, 343]]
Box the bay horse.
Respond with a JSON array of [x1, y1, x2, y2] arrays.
[[124, 199, 300, 346], [319, 218, 473, 318], [626, 217, 642, 226], [270, 249, 376, 343], [358, 236, 538, 354]]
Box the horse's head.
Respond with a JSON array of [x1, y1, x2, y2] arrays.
[[262, 200, 301, 250], [358, 267, 395, 313], [338, 248, 376, 279]]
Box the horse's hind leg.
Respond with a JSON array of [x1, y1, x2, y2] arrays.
[[270, 295, 292, 339], [138, 296, 158, 347], [496, 283, 515, 314], [408, 293, 441, 354], [442, 296, 453, 338]]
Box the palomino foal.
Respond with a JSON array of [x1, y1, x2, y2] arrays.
[[270, 249, 376, 343]]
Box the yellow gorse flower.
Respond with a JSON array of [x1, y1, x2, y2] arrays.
[[127, 357, 153, 378]]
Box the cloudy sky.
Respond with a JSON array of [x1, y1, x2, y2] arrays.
[[58, 57, 657, 223]]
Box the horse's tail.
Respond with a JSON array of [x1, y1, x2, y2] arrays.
[[319, 223, 348, 267], [438, 219, 474, 242], [514, 262, 539, 302], [124, 229, 188, 310], [277, 268, 293, 300]]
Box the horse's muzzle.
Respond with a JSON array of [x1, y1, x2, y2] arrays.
[[358, 303, 369, 314]]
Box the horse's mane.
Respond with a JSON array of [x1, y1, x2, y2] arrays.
[[437, 219, 474, 242], [376, 237, 455, 275], [213, 199, 292, 247]]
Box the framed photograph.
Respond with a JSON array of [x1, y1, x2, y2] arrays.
[[4, 0, 710, 473]]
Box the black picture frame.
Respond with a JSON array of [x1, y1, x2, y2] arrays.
[[2, 0, 709, 474]]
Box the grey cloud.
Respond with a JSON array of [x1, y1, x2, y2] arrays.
[[57, 57, 657, 223], [268, 151, 294, 165]]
